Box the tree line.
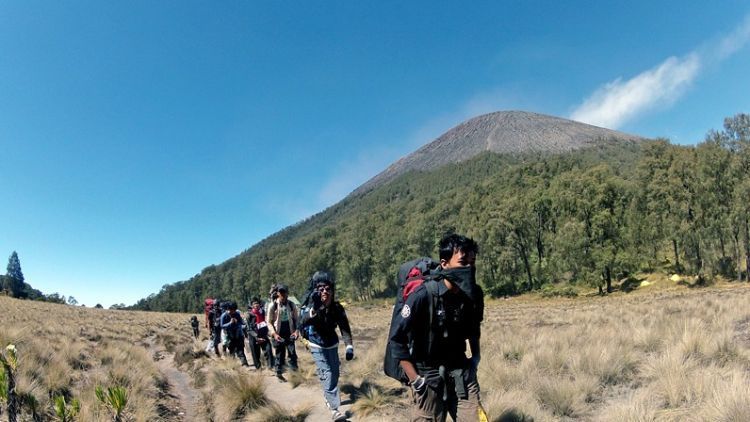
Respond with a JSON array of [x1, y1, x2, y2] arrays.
[[133, 114, 750, 312], [1, 251, 80, 305]]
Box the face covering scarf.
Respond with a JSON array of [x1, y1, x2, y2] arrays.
[[437, 266, 477, 299]]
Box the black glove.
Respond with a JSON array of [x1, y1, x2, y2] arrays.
[[410, 375, 426, 394], [311, 291, 323, 310], [345, 345, 354, 361]]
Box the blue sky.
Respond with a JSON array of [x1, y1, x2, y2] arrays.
[[1, 1, 748, 307]]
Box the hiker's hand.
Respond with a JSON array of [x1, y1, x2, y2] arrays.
[[345, 345, 354, 361], [274, 334, 282, 342], [311, 291, 323, 310], [410, 375, 426, 394], [290, 331, 298, 341]]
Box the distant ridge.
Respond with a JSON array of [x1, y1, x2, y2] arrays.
[[353, 110, 643, 195]]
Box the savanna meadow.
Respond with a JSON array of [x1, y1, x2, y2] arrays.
[[2, 275, 750, 421], [4, 2, 750, 421]]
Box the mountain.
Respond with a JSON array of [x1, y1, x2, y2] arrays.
[[132, 110, 652, 312], [353, 111, 642, 195]]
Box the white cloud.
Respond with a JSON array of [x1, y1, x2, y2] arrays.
[[715, 14, 750, 60], [570, 55, 700, 128], [571, 14, 750, 129]]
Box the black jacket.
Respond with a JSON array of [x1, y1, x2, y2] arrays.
[[300, 301, 353, 348], [389, 280, 477, 369]]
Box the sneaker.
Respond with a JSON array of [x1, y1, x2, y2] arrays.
[[331, 409, 346, 421]]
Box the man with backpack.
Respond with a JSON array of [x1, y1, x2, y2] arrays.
[[220, 301, 250, 366], [190, 315, 200, 338], [267, 284, 299, 380], [246, 297, 274, 371], [388, 234, 482, 421], [208, 300, 223, 357], [300, 271, 353, 422]]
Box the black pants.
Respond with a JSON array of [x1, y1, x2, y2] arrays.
[[273, 337, 298, 375], [228, 337, 249, 366], [212, 327, 222, 356], [249, 336, 274, 369], [192, 327, 199, 338]]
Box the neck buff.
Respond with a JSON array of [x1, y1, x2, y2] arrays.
[[437, 266, 477, 298]]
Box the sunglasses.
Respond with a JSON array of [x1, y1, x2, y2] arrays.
[[317, 285, 332, 292]]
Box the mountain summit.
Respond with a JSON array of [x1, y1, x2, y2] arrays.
[[354, 111, 643, 194]]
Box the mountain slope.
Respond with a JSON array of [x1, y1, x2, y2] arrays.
[[354, 111, 642, 195], [132, 110, 649, 312]]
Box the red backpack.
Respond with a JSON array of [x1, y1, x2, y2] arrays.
[[203, 298, 215, 328], [383, 257, 440, 384]]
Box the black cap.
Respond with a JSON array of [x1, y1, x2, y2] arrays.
[[277, 284, 288, 293], [312, 271, 333, 286]]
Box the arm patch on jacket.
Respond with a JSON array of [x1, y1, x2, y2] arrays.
[[400, 304, 411, 318]]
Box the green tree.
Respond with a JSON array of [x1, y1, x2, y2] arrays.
[[5, 252, 25, 298]]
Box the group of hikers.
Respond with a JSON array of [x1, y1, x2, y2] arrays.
[[190, 233, 485, 422]]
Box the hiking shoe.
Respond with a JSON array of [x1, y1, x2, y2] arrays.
[[331, 409, 346, 421]]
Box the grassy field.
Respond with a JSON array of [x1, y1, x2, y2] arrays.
[[2, 276, 750, 421]]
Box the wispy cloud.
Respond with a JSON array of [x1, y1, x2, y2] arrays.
[[571, 14, 750, 129]]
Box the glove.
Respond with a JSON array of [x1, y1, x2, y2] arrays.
[[345, 345, 354, 361], [311, 291, 323, 310], [410, 375, 427, 394]]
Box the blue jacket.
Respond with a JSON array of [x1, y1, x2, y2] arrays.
[[220, 310, 246, 339], [300, 301, 353, 349]]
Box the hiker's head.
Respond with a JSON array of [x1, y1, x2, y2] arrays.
[[251, 297, 261, 310], [277, 284, 288, 301], [439, 233, 478, 269], [312, 271, 334, 304], [269, 283, 279, 300], [228, 302, 238, 312]]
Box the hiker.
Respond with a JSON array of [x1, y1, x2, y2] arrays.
[[300, 271, 353, 422], [389, 233, 482, 421], [267, 283, 279, 314], [220, 301, 231, 354], [190, 315, 200, 338], [220, 302, 250, 366], [209, 300, 222, 357], [267, 284, 299, 379], [246, 297, 274, 370]]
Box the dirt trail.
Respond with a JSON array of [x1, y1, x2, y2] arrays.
[[146, 338, 202, 422], [154, 351, 202, 421], [145, 335, 349, 421]]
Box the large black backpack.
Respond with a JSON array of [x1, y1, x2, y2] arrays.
[[383, 257, 441, 384]]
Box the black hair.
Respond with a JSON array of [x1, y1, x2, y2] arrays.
[[250, 296, 260, 305], [438, 233, 479, 262]]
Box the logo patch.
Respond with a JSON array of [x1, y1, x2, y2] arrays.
[[401, 304, 411, 318]]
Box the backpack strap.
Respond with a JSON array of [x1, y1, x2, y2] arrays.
[[424, 279, 441, 358]]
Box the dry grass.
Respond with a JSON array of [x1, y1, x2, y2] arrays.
[[243, 402, 313, 421], [3, 279, 750, 421], [209, 362, 267, 421], [0, 296, 192, 421]]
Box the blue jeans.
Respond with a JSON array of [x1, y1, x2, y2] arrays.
[[311, 346, 341, 410]]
